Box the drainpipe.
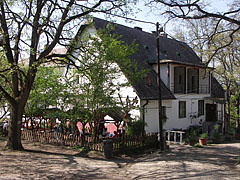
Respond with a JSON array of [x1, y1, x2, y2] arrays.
[[142, 100, 149, 136]]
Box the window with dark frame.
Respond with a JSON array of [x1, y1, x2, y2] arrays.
[[198, 100, 204, 116], [179, 101, 186, 118]]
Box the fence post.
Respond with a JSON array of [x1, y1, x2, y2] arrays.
[[167, 131, 170, 143], [174, 132, 177, 143], [180, 132, 183, 144]]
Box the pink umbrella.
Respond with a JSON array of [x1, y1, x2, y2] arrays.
[[85, 122, 94, 133], [76, 121, 83, 132], [105, 123, 117, 135]]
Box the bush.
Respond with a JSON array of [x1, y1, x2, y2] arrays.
[[200, 132, 208, 139], [185, 129, 197, 146], [126, 120, 146, 137], [194, 143, 204, 148]]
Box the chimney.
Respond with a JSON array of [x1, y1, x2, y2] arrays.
[[134, 27, 142, 31]]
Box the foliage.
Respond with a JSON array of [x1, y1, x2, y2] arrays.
[[0, 0, 138, 149], [150, 0, 240, 63], [185, 129, 197, 145], [172, 11, 240, 133], [238, 156, 240, 164], [66, 26, 145, 136], [72, 28, 139, 113], [126, 120, 146, 137], [22, 26, 144, 138], [25, 66, 64, 117], [194, 143, 204, 148], [200, 132, 208, 139], [213, 124, 220, 139]]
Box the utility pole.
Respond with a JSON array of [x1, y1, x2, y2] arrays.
[[156, 22, 164, 151]]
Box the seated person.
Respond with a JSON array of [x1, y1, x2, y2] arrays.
[[102, 128, 109, 138], [109, 131, 117, 138]]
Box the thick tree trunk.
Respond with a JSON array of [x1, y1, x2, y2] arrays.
[[6, 104, 24, 150], [225, 88, 231, 133], [236, 96, 240, 133]]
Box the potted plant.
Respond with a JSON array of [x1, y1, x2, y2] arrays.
[[186, 130, 197, 146], [213, 125, 220, 143], [213, 131, 220, 143], [199, 132, 208, 146]]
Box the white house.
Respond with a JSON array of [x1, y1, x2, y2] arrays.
[[72, 18, 225, 134]]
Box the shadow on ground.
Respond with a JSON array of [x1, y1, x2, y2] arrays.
[[0, 139, 239, 180]]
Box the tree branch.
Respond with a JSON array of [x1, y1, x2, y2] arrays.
[[157, 0, 240, 26], [0, 85, 15, 105]]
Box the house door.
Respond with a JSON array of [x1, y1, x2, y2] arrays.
[[206, 104, 217, 122]]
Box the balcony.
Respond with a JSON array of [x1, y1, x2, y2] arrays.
[[170, 83, 210, 94]]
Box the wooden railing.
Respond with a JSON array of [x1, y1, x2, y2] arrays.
[[165, 130, 185, 144], [21, 130, 158, 152]]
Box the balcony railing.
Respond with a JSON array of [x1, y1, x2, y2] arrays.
[[170, 83, 210, 94]]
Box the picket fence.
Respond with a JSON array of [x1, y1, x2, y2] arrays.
[[21, 130, 158, 152]]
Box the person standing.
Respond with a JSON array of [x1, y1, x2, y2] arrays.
[[3, 121, 8, 136]]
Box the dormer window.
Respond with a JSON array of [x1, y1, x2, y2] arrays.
[[143, 45, 149, 50], [176, 52, 181, 57]]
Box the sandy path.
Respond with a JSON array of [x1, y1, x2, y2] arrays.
[[122, 143, 240, 180], [0, 140, 239, 180]]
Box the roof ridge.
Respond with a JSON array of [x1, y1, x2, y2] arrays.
[[92, 17, 155, 37]]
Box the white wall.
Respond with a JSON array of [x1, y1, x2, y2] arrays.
[[112, 69, 140, 119], [153, 64, 169, 88], [142, 93, 216, 133]]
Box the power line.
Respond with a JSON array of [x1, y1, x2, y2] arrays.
[[102, 12, 156, 25]]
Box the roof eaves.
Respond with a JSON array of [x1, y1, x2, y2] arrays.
[[159, 60, 212, 69]]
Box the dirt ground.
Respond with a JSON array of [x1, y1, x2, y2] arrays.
[[0, 139, 239, 180]]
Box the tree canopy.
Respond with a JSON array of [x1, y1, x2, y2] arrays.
[[170, 3, 240, 133], [0, 0, 137, 150], [146, 0, 240, 64]]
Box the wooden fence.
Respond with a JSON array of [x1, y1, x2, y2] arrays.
[[21, 130, 158, 152]]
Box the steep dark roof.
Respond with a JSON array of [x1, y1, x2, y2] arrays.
[[211, 76, 225, 99], [87, 18, 226, 101], [93, 18, 203, 65], [92, 17, 175, 100]]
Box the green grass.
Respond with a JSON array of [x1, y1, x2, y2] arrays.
[[66, 145, 89, 152], [194, 143, 204, 148], [237, 156, 240, 164]]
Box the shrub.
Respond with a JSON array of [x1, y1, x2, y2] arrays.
[[194, 143, 204, 148], [185, 129, 197, 146], [126, 120, 146, 137], [200, 132, 208, 139]]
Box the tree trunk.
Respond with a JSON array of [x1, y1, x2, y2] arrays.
[[225, 87, 231, 133], [6, 104, 24, 150], [236, 96, 240, 133]]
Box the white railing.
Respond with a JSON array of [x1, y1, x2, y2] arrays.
[[170, 83, 210, 94], [165, 130, 185, 144]]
